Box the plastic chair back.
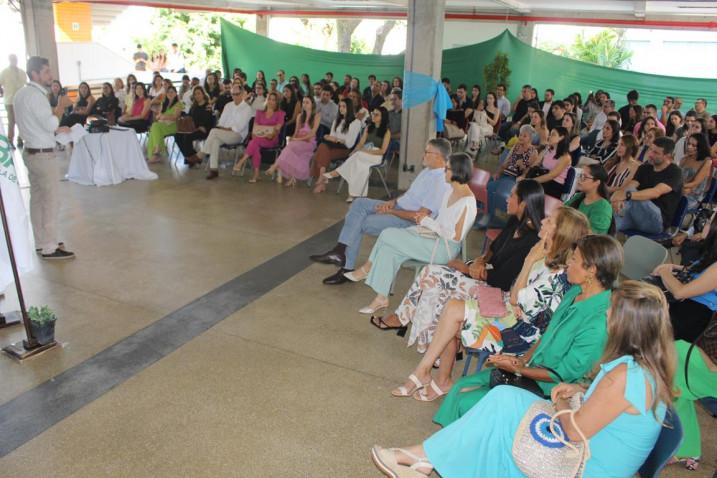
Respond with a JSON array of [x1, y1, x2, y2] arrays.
[[638, 408, 683, 478], [621, 235, 668, 280], [469, 168, 491, 211]]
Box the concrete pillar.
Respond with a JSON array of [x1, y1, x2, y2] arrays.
[[516, 21, 535, 46], [20, 0, 59, 80], [398, 0, 446, 190], [255, 14, 270, 36]]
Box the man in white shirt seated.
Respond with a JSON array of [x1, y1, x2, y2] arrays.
[[197, 85, 253, 180], [495, 84, 511, 121]]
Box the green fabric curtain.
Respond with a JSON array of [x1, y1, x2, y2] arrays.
[[221, 19, 717, 109]]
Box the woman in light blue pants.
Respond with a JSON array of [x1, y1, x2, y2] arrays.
[[344, 153, 478, 316]]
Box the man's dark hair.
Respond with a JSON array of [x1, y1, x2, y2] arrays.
[[545, 88, 555, 95], [653, 136, 676, 156], [321, 85, 333, 93], [497, 83, 506, 90], [552, 100, 565, 110], [391, 88, 402, 100], [607, 111, 621, 120], [645, 104, 657, 111], [325, 71, 333, 78], [697, 97, 708, 106], [665, 96, 674, 102], [522, 84, 531, 89], [441, 77, 450, 83], [182, 74, 190, 81], [368, 74, 376, 80], [627, 89, 639, 102], [685, 110, 698, 118], [222, 79, 231, 85], [26, 56, 49, 80], [171, 43, 178, 47], [456, 83, 467, 91]]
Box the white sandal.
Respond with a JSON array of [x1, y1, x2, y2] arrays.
[[343, 265, 369, 282], [391, 374, 428, 398], [413, 380, 448, 402], [371, 446, 433, 478]]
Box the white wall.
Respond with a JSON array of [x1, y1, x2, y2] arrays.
[[442, 20, 517, 49], [57, 42, 134, 85]]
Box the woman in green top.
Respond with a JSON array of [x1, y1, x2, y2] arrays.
[[433, 235, 623, 427], [147, 85, 183, 163], [564, 163, 614, 235]]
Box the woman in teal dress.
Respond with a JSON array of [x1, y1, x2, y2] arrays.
[[147, 85, 183, 163], [371, 280, 676, 478], [433, 234, 623, 427]]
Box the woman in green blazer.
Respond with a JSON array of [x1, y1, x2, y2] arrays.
[[433, 235, 624, 427]]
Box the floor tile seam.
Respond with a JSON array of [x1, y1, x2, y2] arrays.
[[209, 328, 403, 386], [0, 220, 344, 458]]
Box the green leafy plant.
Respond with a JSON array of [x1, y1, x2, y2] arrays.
[[483, 52, 511, 94], [569, 29, 633, 69], [28, 306, 57, 325]]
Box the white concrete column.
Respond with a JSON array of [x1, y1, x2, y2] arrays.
[[255, 14, 270, 36], [398, 0, 446, 190], [20, 0, 59, 79]]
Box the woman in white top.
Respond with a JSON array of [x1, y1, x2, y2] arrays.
[[113, 78, 126, 112], [148, 75, 165, 99], [390, 206, 588, 401], [466, 97, 498, 154], [322, 106, 392, 202], [344, 153, 477, 315], [312, 99, 362, 193]]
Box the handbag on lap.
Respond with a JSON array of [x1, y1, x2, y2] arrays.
[[512, 396, 590, 478], [176, 116, 196, 133]]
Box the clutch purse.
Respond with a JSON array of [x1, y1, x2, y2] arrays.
[[512, 398, 590, 478], [176, 116, 196, 133]]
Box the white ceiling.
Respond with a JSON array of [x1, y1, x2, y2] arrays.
[[161, 0, 717, 17]]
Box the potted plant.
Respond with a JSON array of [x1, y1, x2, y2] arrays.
[[27, 306, 57, 345], [483, 52, 511, 94]]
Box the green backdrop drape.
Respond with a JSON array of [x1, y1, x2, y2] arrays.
[[221, 19, 717, 109]]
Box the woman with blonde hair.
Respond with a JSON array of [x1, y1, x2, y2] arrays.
[[389, 207, 589, 402], [372, 279, 676, 478]]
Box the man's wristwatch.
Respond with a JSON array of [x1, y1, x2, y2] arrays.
[[625, 191, 632, 201]]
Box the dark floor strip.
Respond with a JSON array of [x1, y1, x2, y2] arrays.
[[0, 221, 343, 457]]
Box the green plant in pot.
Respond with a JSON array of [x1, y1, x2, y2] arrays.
[[27, 306, 57, 346]]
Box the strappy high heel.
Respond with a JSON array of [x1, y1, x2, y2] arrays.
[[371, 446, 433, 478]]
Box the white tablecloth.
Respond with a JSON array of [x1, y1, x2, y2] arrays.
[[67, 128, 158, 186]]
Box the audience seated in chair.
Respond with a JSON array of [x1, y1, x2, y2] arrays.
[[611, 136, 683, 235], [310, 138, 452, 285], [265, 95, 320, 186], [322, 106, 392, 202], [315, 85, 339, 141], [679, 133, 712, 210], [60, 81, 95, 127], [312, 99, 362, 193], [117, 82, 151, 132], [604, 134, 640, 194], [89, 82, 120, 125], [579, 119, 620, 166], [476, 125, 538, 229], [279, 84, 301, 137], [146, 85, 183, 163], [342, 153, 477, 316], [372, 180, 545, 349], [372, 278, 673, 478], [198, 85, 254, 180], [520, 126, 571, 199], [564, 164, 614, 235], [175, 86, 213, 168], [466, 94, 499, 155], [213, 79, 233, 115], [388, 206, 587, 402], [232, 91, 285, 183]]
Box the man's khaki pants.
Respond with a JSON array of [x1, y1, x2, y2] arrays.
[[201, 129, 242, 169], [22, 151, 59, 254]]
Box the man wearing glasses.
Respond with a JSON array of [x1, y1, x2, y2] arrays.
[[198, 85, 253, 179], [310, 138, 452, 285]]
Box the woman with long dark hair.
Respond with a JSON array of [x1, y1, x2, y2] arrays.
[[680, 133, 713, 209], [580, 119, 620, 166], [279, 85, 301, 137], [312, 98, 362, 192], [267, 95, 321, 186], [175, 86, 213, 167], [522, 126, 572, 198], [606, 133, 640, 193], [60, 81, 95, 127], [89, 82, 120, 123], [118, 82, 151, 132], [322, 106, 392, 202], [146, 85, 183, 163]]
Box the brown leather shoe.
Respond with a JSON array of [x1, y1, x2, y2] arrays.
[[206, 170, 219, 180], [186, 154, 201, 168]]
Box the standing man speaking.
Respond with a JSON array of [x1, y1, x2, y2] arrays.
[[13, 56, 75, 260]]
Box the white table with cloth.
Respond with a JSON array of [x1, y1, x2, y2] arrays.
[[67, 128, 158, 186]]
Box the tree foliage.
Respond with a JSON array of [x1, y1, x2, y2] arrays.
[[134, 9, 247, 72], [539, 28, 633, 69], [569, 29, 633, 68]]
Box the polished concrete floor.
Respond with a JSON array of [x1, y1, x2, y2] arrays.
[[0, 148, 714, 477]]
